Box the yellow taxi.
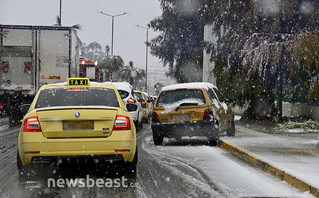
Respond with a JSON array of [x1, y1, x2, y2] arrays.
[[134, 90, 152, 122], [17, 78, 137, 176], [151, 82, 235, 145]]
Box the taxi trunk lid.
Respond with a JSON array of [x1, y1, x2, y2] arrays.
[[36, 107, 117, 138], [159, 104, 209, 123]]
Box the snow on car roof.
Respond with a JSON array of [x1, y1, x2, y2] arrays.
[[161, 82, 217, 91], [143, 91, 149, 97], [109, 82, 133, 92]]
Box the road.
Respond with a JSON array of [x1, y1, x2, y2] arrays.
[[0, 121, 314, 198]]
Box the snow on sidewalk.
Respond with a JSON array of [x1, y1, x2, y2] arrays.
[[223, 124, 319, 190]]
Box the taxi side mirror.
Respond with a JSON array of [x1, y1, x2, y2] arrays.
[[19, 104, 30, 115], [126, 104, 138, 112]]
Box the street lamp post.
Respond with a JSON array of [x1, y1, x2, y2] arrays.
[[136, 25, 149, 92], [98, 11, 128, 56], [59, 0, 62, 26]]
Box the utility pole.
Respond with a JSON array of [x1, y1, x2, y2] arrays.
[[59, 0, 62, 25], [98, 11, 128, 56], [136, 25, 149, 92]]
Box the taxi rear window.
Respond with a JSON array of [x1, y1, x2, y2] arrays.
[[156, 89, 205, 107], [118, 90, 129, 99], [35, 87, 119, 108], [134, 92, 145, 103]]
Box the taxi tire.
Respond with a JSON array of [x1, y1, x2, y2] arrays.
[[153, 133, 163, 145], [126, 148, 138, 175], [208, 138, 218, 146], [17, 150, 32, 181], [174, 136, 182, 142]]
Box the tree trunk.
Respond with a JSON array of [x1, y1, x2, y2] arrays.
[[277, 67, 283, 119], [277, 46, 285, 120]]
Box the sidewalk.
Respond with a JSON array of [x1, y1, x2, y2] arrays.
[[219, 124, 319, 197]]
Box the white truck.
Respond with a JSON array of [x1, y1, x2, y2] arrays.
[[0, 24, 82, 125]]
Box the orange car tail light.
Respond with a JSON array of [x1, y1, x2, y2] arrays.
[[152, 112, 159, 122], [203, 109, 214, 120]]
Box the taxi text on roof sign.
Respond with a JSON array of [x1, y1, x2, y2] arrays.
[[67, 78, 90, 86]]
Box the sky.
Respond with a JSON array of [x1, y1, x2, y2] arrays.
[[0, 0, 176, 90]]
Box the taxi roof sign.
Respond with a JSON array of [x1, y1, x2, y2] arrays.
[[67, 78, 90, 86]]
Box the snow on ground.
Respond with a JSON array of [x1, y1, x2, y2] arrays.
[[285, 129, 319, 133], [142, 135, 314, 197], [228, 125, 319, 190]]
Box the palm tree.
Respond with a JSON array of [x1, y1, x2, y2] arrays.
[[118, 61, 146, 88]]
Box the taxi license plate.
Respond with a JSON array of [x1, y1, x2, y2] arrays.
[[172, 114, 190, 120], [63, 121, 94, 130]]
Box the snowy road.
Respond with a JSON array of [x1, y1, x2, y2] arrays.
[[0, 122, 314, 198]]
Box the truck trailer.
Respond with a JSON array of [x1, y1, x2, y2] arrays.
[[0, 24, 82, 125], [79, 57, 100, 82]]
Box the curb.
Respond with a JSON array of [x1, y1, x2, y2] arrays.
[[219, 140, 319, 198]]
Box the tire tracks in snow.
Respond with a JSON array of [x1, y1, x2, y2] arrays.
[[139, 128, 225, 197]]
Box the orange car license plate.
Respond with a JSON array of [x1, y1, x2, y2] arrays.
[[63, 121, 94, 130]]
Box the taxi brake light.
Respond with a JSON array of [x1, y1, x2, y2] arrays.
[[141, 102, 146, 108], [127, 98, 136, 104], [23, 117, 42, 132], [113, 115, 131, 130]]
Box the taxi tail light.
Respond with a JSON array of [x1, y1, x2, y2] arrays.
[[113, 115, 131, 130], [127, 98, 136, 104], [203, 109, 214, 120], [23, 116, 42, 132], [152, 112, 159, 122], [141, 102, 146, 108]]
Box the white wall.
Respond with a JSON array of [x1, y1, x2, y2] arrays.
[[282, 102, 319, 121]]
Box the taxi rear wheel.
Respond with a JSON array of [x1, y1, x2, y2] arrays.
[[208, 122, 219, 146], [174, 136, 182, 142], [153, 133, 163, 145], [208, 138, 218, 146], [126, 148, 138, 175], [17, 150, 32, 181], [139, 121, 143, 129]]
